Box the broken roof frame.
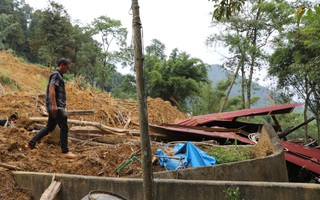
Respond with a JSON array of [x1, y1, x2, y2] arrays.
[[150, 102, 320, 176]]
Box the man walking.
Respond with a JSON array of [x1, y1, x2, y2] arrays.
[[26, 58, 76, 159]]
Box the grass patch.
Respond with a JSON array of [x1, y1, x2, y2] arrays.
[[0, 60, 6, 66], [0, 75, 21, 91], [0, 69, 10, 76], [208, 145, 254, 164], [40, 77, 47, 90]]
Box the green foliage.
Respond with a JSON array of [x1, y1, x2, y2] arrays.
[[110, 73, 137, 100], [210, 0, 245, 20], [144, 40, 209, 112], [0, 74, 13, 84], [90, 15, 131, 91], [277, 112, 318, 140], [0, 74, 21, 91], [189, 78, 244, 115], [207, 0, 294, 110], [224, 187, 242, 200], [63, 73, 75, 81], [0, 0, 32, 57], [39, 77, 47, 90], [208, 146, 253, 164], [270, 4, 320, 140], [188, 82, 221, 115], [145, 39, 167, 61], [28, 1, 74, 64]]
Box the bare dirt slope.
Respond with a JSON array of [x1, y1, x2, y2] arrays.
[[0, 51, 189, 199]]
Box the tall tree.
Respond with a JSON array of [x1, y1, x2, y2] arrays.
[[206, 0, 294, 111], [67, 23, 104, 83], [269, 4, 320, 141], [0, 13, 19, 49], [90, 15, 130, 91], [28, 1, 73, 65], [0, 0, 32, 57]]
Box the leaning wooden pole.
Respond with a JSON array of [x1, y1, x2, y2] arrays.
[[219, 65, 240, 112], [131, 1, 154, 200]]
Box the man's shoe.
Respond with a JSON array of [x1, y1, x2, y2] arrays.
[[25, 143, 36, 149], [61, 151, 77, 159]]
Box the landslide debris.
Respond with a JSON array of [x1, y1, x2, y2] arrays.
[[0, 51, 189, 199]]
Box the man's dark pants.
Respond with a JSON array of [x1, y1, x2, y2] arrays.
[[28, 109, 69, 153]]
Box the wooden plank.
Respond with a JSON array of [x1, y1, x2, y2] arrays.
[[39, 180, 61, 200]]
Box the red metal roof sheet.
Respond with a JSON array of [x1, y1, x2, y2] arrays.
[[282, 141, 320, 174], [175, 103, 303, 126], [150, 124, 255, 144]]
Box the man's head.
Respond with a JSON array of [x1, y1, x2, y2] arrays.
[[57, 58, 71, 74]]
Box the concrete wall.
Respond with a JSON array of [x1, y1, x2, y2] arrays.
[[151, 124, 289, 182], [13, 171, 320, 200], [12, 124, 319, 200]]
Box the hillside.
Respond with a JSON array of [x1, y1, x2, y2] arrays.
[[0, 51, 189, 199], [207, 64, 273, 108]]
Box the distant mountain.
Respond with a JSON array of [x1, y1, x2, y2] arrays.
[[207, 64, 272, 108]]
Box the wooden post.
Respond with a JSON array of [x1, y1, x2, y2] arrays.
[[131, 1, 154, 200]]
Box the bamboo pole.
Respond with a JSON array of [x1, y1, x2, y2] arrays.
[[132, 1, 154, 199]]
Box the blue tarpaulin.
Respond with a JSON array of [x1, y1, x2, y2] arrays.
[[156, 142, 216, 170]]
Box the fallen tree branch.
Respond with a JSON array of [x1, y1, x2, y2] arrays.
[[67, 110, 96, 116], [29, 117, 128, 136], [0, 162, 21, 170], [70, 126, 105, 134], [68, 137, 112, 147]]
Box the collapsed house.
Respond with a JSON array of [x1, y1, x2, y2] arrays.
[[149, 102, 320, 183]]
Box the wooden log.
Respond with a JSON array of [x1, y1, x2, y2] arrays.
[[129, 129, 168, 140], [69, 132, 103, 140], [0, 162, 21, 170], [94, 135, 140, 145], [40, 176, 61, 200], [34, 123, 45, 130], [67, 110, 96, 116], [38, 108, 96, 117], [70, 126, 104, 134], [29, 117, 128, 136], [68, 137, 112, 147]]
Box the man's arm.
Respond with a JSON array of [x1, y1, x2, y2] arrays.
[[49, 84, 58, 115]]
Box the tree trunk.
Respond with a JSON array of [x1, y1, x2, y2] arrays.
[[132, 1, 154, 200], [304, 77, 310, 144], [219, 64, 240, 112], [241, 63, 246, 109]]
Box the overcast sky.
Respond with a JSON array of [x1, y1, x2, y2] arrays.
[[25, 0, 225, 73]]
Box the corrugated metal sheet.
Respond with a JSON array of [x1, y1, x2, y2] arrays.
[[150, 124, 254, 144], [282, 141, 320, 174], [175, 103, 303, 126], [151, 102, 320, 175]]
